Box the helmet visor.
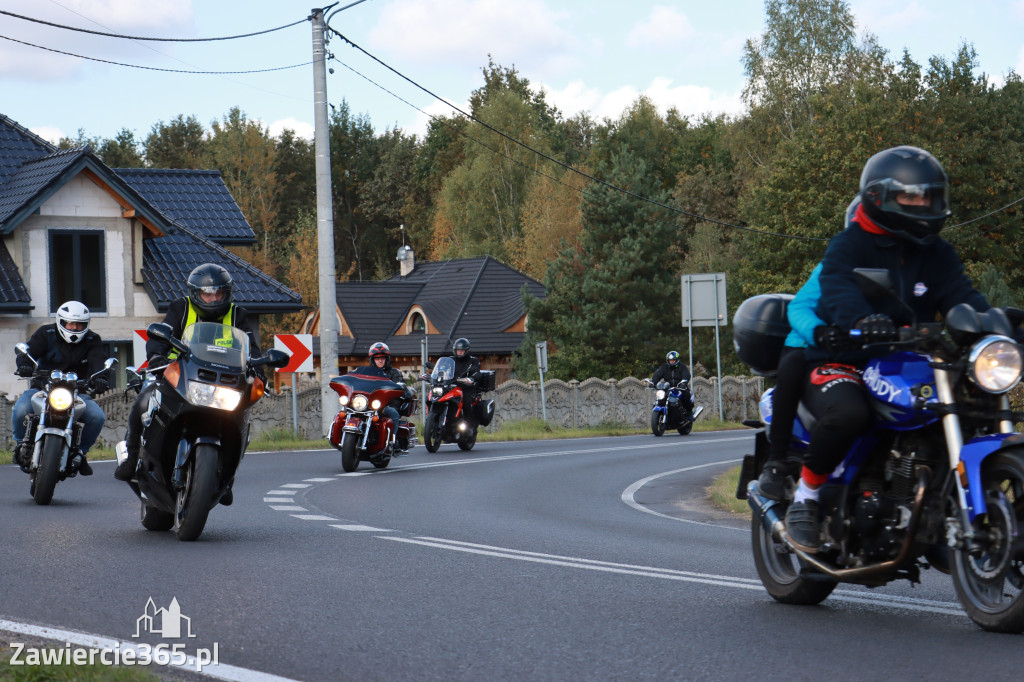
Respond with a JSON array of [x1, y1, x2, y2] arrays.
[[195, 285, 228, 304], [867, 178, 950, 221]]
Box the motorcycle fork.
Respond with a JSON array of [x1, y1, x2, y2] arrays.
[[934, 365, 973, 532]]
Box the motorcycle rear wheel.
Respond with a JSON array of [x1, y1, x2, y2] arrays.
[[340, 434, 360, 472], [650, 411, 665, 437], [951, 451, 1024, 633], [458, 428, 477, 451], [751, 511, 836, 605], [424, 412, 442, 453], [677, 422, 693, 436], [33, 434, 64, 506], [140, 500, 174, 531], [174, 444, 219, 542]]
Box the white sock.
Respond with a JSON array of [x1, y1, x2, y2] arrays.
[[793, 480, 820, 505]]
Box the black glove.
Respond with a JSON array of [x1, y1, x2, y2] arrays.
[[855, 314, 898, 343], [813, 325, 847, 353], [15, 361, 34, 377], [90, 377, 109, 394], [148, 354, 169, 370]]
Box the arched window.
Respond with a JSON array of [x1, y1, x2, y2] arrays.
[[410, 312, 426, 333]]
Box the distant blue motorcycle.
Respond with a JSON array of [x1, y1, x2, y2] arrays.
[[647, 379, 704, 436], [737, 269, 1024, 633]]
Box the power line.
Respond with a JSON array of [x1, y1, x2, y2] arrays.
[[328, 28, 826, 242], [0, 33, 310, 74], [0, 8, 307, 42]]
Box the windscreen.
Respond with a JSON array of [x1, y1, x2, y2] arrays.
[[181, 322, 248, 370], [431, 356, 455, 383]]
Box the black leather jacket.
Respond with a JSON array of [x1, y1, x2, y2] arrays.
[[652, 362, 690, 386], [20, 325, 110, 392]]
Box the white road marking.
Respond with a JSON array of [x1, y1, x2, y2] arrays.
[[0, 617, 301, 681], [269, 505, 306, 512], [290, 514, 335, 521], [302, 478, 335, 482], [621, 459, 747, 529], [264, 490, 297, 495], [380, 536, 967, 617], [279, 483, 311, 489], [263, 498, 296, 504], [330, 524, 391, 532]]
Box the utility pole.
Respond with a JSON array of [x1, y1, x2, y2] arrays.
[[312, 7, 339, 436]]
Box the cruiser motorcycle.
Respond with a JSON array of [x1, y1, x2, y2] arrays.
[[328, 369, 418, 472], [736, 269, 1024, 633], [422, 356, 495, 453], [13, 344, 115, 505], [119, 321, 288, 541], [646, 378, 704, 436]]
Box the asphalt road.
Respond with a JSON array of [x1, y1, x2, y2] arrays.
[[3, 432, 1023, 681]]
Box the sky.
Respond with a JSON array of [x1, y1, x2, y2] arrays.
[[1, 0, 1023, 146]]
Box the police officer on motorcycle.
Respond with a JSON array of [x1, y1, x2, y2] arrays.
[[11, 301, 111, 475], [651, 351, 693, 412], [114, 263, 262, 487], [365, 341, 413, 455]]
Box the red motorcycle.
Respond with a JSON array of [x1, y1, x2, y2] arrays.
[[422, 357, 495, 452], [328, 369, 417, 472]]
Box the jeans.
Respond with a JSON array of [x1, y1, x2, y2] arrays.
[[11, 388, 105, 455]]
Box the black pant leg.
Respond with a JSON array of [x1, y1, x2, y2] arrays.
[[801, 365, 872, 477], [767, 348, 808, 461]]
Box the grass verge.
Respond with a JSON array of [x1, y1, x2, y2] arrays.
[[706, 464, 749, 515], [0, 641, 158, 681]]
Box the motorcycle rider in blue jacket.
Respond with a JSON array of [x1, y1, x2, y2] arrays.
[[784, 146, 991, 554]]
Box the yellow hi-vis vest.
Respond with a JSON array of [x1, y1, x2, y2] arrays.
[[167, 302, 236, 359]]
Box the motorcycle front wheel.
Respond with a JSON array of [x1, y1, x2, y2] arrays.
[[424, 412, 442, 453], [33, 434, 64, 505], [951, 451, 1024, 633], [678, 422, 693, 436], [751, 511, 836, 605], [458, 428, 477, 451], [650, 411, 665, 437], [340, 434, 360, 472], [174, 444, 219, 542]]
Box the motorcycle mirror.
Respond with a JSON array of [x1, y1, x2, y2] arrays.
[[264, 349, 291, 369], [853, 268, 894, 298], [15, 342, 29, 356], [146, 322, 173, 342], [103, 357, 118, 370]]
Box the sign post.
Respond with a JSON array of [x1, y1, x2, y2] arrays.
[[535, 341, 548, 421], [681, 273, 728, 419], [274, 334, 314, 435]]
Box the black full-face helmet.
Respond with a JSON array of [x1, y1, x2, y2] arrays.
[[453, 338, 471, 358], [666, 351, 680, 366], [859, 145, 950, 246], [187, 263, 233, 320]]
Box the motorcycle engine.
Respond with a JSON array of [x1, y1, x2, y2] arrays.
[[850, 434, 941, 559]]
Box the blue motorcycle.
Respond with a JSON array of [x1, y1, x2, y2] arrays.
[[737, 270, 1024, 633], [647, 379, 704, 436]]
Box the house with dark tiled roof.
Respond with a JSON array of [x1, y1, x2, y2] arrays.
[[0, 113, 302, 396], [299, 248, 545, 382]]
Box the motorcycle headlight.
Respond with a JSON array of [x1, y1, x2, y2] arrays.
[[371, 399, 382, 410], [656, 390, 666, 401], [339, 395, 349, 406], [186, 382, 243, 410], [48, 387, 74, 411], [432, 387, 443, 397], [352, 394, 369, 411], [969, 335, 1023, 394]]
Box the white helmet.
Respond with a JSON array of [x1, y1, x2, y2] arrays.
[[56, 300, 91, 344]]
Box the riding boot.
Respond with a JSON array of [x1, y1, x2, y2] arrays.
[[114, 444, 139, 482]]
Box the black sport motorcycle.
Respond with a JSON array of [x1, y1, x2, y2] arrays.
[[13, 343, 115, 505], [119, 321, 287, 541]]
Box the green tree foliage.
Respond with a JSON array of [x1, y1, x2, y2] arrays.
[[144, 114, 208, 169]]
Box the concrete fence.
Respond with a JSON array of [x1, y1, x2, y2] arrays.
[[1, 375, 765, 449]]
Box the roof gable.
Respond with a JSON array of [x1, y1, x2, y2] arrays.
[[0, 114, 56, 187]]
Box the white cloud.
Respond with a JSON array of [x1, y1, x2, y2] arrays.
[[540, 77, 742, 124], [268, 117, 314, 140], [625, 6, 694, 50], [368, 0, 575, 72], [29, 126, 65, 145], [0, 0, 194, 79]]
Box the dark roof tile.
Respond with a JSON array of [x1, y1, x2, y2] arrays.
[[0, 239, 31, 311]]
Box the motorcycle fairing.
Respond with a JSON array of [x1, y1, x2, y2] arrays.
[[862, 352, 940, 429]]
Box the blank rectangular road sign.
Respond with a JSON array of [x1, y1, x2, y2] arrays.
[[681, 273, 727, 328]]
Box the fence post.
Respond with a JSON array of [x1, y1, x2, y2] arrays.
[[570, 380, 578, 429]]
